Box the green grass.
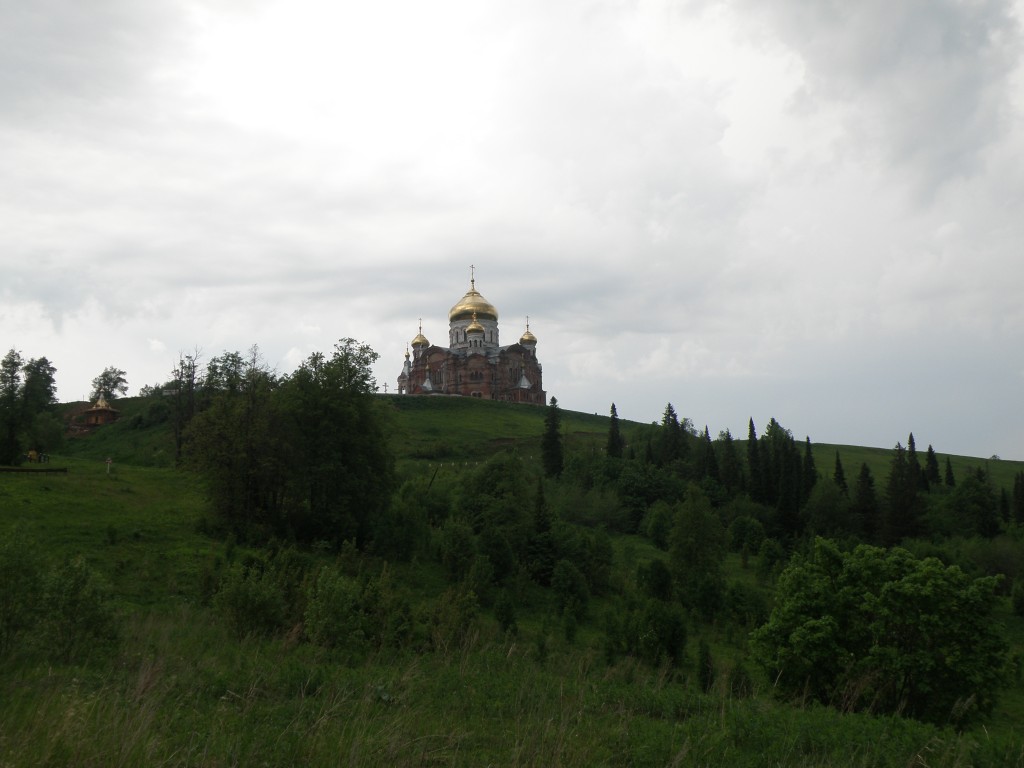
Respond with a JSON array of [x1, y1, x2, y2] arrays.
[[3, 397, 1024, 765]]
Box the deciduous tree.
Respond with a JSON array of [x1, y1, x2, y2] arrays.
[[90, 366, 128, 400], [751, 538, 1007, 724]]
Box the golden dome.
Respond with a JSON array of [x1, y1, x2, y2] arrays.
[[449, 277, 498, 322], [520, 317, 537, 345], [411, 319, 429, 348], [466, 312, 485, 334]]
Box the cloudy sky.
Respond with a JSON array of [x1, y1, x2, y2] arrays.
[[2, 0, 1023, 459]]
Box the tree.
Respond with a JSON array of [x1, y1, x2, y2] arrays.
[[280, 339, 394, 547], [746, 418, 764, 503], [924, 445, 942, 488], [852, 463, 881, 544], [184, 346, 289, 539], [91, 366, 128, 400], [833, 451, 848, 497], [1013, 471, 1024, 526], [717, 429, 743, 493], [669, 484, 725, 619], [21, 357, 57, 419], [541, 396, 563, 478], [0, 349, 24, 464], [882, 442, 921, 545], [802, 436, 818, 501], [751, 539, 1007, 725], [606, 403, 624, 458]]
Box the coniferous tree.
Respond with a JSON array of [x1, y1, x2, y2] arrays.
[[541, 396, 563, 478], [656, 403, 682, 467], [945, 456, 956, 488], [0, 349, 24, 465], [852, 463, 881, 544], [1013, 471, 1024, 526], [717, 429, 743, 492], [833, 451, 848, 497], [883, 442, 921, 545], [606, 403, 624, 459], [698, 426, 719, 484], [20, 357, 57, 420], [925, 445, 942, 487], [746, 419, 764, 503], [802, 436, 818, 503], [907, 433, 928, 493]]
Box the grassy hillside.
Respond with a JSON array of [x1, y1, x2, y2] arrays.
[[4, 395, 1023, 765]]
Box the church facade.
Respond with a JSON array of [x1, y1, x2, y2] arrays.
[[397, 273, 546, 404]]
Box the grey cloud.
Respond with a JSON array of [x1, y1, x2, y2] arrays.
[[736, 0, 1020, 188]]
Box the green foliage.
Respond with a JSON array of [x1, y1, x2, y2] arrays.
[[752, 538, 1008, 724], [604, 595, 687, 667], [91, 365, 129, 400], [40, 556, 119, 662], [1012, 581, 1024, 618], [0, 526, 43, 655], [541, 396, 563, 477], [669, 484, 725, 619], [0, 348, 23, 464], [551, 559, 589, 620], [214, 562, 289, 638]]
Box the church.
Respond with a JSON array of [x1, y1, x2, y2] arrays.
[[397, 270, 546, 404]]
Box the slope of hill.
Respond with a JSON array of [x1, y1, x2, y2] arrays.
[[4, 395, 1024, 765]]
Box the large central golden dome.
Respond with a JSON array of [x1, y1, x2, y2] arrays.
[[448, 278, 498, 322]]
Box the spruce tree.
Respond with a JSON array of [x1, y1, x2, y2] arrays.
[[0, 349, 24, 465], [907, 433, 928, 492], [925, 445, 941, 487], [1014, 471, 1024, 526], [883, 442, 921, 545], [833, 451, 848, 497], [718, 429, 743, 492], [945, 456, 956, 488], [541, 396, 564, 478], [802, 436, 818, 503], [699, 426, 719, 483], [852, 463, 880, 544], [606, 403, 624, 458], [746, 419, 764, 503]]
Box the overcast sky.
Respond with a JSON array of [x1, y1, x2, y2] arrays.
[[2, 0, 1023, 459]]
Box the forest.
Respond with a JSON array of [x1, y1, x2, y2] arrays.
[[2, 340, 1024, 766]]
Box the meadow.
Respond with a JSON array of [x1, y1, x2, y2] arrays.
[[2, 396, 1024, 766]]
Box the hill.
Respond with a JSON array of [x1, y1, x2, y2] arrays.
[[3, 395, 1024, 765], [58, 393, 1024, 493]]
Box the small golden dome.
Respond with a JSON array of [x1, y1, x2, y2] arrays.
[[466, 312, 485, 334], [411, 319, 429, 348], [520, 317, 537, 345], [449, 276, 498, 322]]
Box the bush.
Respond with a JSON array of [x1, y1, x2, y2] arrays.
[[304, 566, 367, 651], [214, 563, 288, 638], [0, 526, 43, 656], [752, 538, 1007, 725], [1013, 580, 1024, 618], [40, 556, 118, 661]]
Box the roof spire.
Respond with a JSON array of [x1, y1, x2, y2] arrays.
[[470, 263, 476, 290]]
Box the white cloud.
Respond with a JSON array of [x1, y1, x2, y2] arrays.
[[1, 0, 1023, 457]]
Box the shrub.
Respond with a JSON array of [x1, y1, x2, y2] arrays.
[[214, 563, 288, 638], [0, 526, 43, 656], [1013, 580, 1024, 618], [303, 566, 367, 651], [752, 538, 1007, 725], [40, 556, 118, 661]]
